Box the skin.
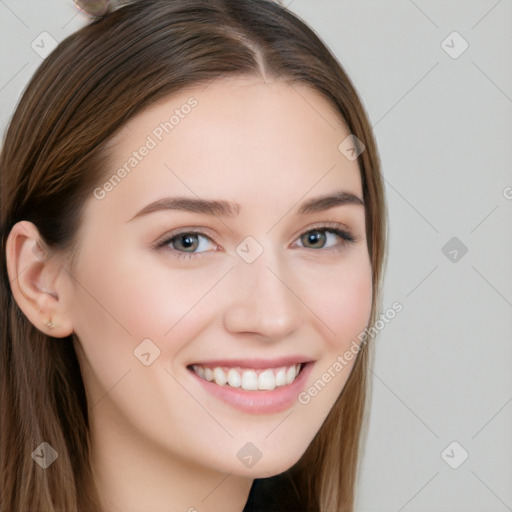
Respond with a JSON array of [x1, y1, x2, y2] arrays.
[[7, 76, 372, 512]]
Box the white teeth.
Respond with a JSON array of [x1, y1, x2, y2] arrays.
[[275, 368, 286, 386], [285, 366, 296, 385], [213, 367, 227, 386], [241, 370, 259, 390], [227, 368, 241, 388], [258, 369, 276, 390], [191, 363, 303, 390], [192, 364, 205, 379]]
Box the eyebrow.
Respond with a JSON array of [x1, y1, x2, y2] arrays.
[[128, 191, 364, 222]]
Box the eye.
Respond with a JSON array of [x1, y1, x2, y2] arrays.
[[295, 226, 355, 250], [156, 230, 217, 259]]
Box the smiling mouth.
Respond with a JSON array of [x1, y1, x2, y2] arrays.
[[188, 363, 304, 391]]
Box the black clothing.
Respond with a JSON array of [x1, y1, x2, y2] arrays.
[[242, 471, 304, 512]]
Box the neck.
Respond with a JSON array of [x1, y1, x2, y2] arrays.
[[89, 411, 253, 512]]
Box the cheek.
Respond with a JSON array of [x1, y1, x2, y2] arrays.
[[107, 259, 229, 348], [300, 253, 373, 351], [325, 270, 372, 346], [69, 247, 226, 369]]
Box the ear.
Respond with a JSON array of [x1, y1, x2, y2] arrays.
[[5, 221, 74, 338]]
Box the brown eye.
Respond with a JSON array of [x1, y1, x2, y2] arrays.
[[171, 233, 200, 252], [297, 227, 355, 250], [165, 232, 215, 253], [300, 230, 327, 249], [155, 231, 217, 260]]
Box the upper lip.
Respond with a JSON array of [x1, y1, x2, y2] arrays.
[[188, 356, 313, 369]]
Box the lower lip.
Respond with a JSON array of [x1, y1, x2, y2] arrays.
[[188, 362, 314, 414]]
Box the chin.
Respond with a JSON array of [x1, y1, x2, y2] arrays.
[[231, 448, 306, 479]]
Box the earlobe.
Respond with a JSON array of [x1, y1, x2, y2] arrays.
[[5, 221, 74, 338]]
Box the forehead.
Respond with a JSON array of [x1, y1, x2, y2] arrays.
[[94, 76, 363, 219]]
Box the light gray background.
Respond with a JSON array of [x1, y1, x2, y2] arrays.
[[1, 1, 511, 511]]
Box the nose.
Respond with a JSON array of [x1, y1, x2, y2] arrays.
[[222, 250, 303, 341]]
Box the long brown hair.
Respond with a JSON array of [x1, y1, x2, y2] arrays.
[[0, 1, 387, 510]]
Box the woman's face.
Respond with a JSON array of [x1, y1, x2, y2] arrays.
[[67, 76, 372, 477]]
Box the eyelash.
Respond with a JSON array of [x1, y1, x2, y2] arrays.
[[154, 222, 357, 261]]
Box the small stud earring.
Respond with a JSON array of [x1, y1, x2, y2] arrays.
[[44, 319, 56, 329]]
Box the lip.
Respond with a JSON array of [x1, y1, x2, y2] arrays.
[[187, 356, 311, 369], [187, 360, 314, 414]]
